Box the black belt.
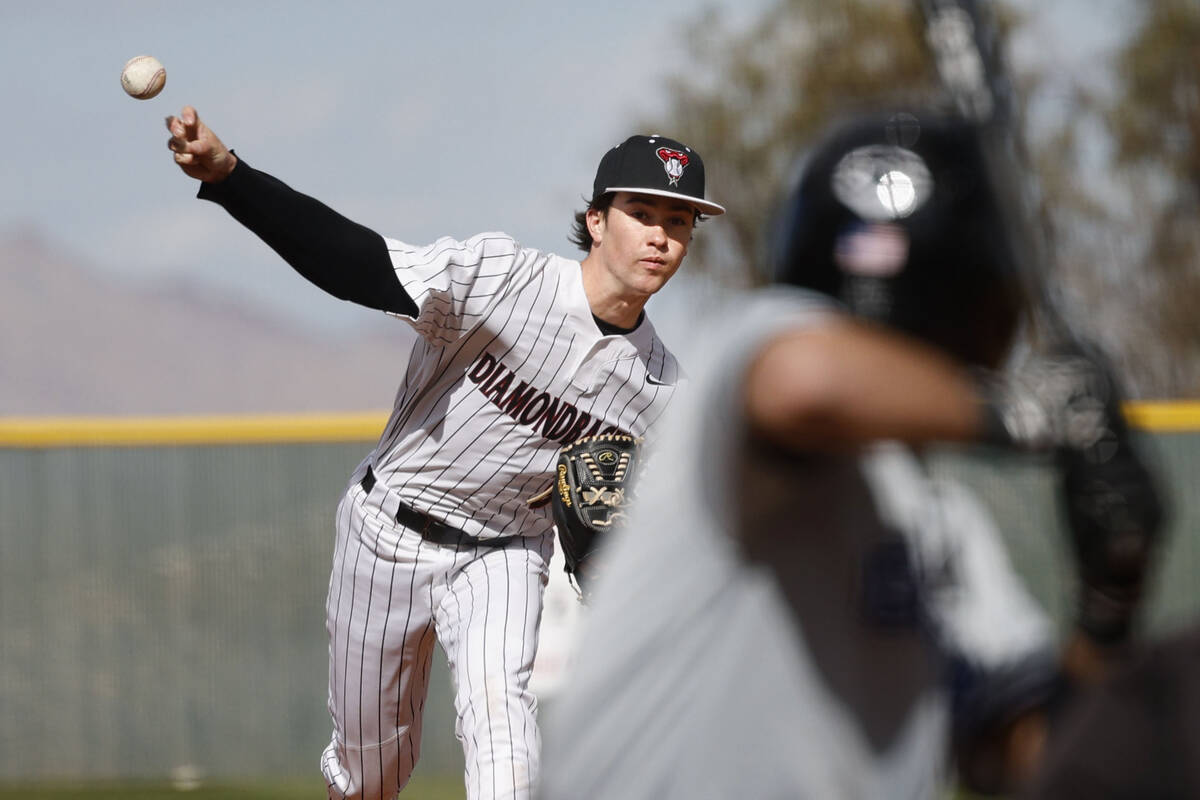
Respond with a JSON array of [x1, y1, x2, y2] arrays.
[[360, 467, 516, 548]]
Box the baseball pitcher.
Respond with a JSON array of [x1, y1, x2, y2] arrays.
[[163, 106, 723, 800]]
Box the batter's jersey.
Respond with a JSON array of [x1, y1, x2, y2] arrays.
[[365, 232, 681, 541], [537, 287, 1053, 800]]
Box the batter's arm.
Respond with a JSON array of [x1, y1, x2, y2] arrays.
[[166, 106, 416, 316], [744, 317, 983, 451]]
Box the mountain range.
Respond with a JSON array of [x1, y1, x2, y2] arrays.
[[0, 227, 415, 416]]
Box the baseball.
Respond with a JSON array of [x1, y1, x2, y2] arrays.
[[120, 55, 166, 100]]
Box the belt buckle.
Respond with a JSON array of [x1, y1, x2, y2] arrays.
[[421, 516, 438, 539]]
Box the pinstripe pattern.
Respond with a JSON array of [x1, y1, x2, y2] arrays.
[[320, 233, 680, 799], [372, 233, 679, 540]]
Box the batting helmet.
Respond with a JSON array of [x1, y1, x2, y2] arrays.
[[769, 109, 1028, 368]]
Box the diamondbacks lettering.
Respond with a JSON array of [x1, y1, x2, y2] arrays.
[[467, 352, 626, 443]]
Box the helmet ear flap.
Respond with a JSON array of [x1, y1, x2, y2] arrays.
[[767, 176, 808, 286], [768, 154, 847, 299]]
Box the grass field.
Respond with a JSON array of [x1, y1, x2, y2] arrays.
[[0, 775, 466, 799]]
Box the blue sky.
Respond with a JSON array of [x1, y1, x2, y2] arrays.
[[0, 1, 772, 333], [0, 0, 1120, 342]]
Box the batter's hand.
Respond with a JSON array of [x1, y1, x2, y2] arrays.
[[164, 106, 237, 183]]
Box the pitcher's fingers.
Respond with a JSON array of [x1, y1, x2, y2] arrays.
[[180, 106, 200, 139], [165, 132, 205, 157], [165, 131, 194, 154], [163, 113, 188, 151], [164, 113, 191, 140]]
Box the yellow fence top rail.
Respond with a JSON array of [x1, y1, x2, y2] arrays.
[[0, 412, 391, 448], [0, 403, 1196, 448], [1123, 402, 1200, 432]]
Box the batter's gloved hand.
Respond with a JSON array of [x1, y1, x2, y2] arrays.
[[530, 434, 642, 602], [977, 339, 1127, 454]]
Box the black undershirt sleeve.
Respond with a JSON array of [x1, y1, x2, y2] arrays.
[[196, 155, 417, 317]]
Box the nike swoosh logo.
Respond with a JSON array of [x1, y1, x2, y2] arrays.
[[646, 373, 671, 386]]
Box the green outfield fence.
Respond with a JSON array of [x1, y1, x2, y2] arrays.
[[1, 405, 1198, 784]]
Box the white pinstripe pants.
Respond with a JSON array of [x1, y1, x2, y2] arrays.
[[321, 473, 552, 800]]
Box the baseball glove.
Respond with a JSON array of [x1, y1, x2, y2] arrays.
[[530, 433, 642, 600]]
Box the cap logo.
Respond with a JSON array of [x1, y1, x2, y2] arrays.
[[655, 147, 690, 187]]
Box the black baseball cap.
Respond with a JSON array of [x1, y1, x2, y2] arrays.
[[592, 134, 726, 216]]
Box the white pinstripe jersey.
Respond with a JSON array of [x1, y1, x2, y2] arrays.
[[365, 232, 681, 541]]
